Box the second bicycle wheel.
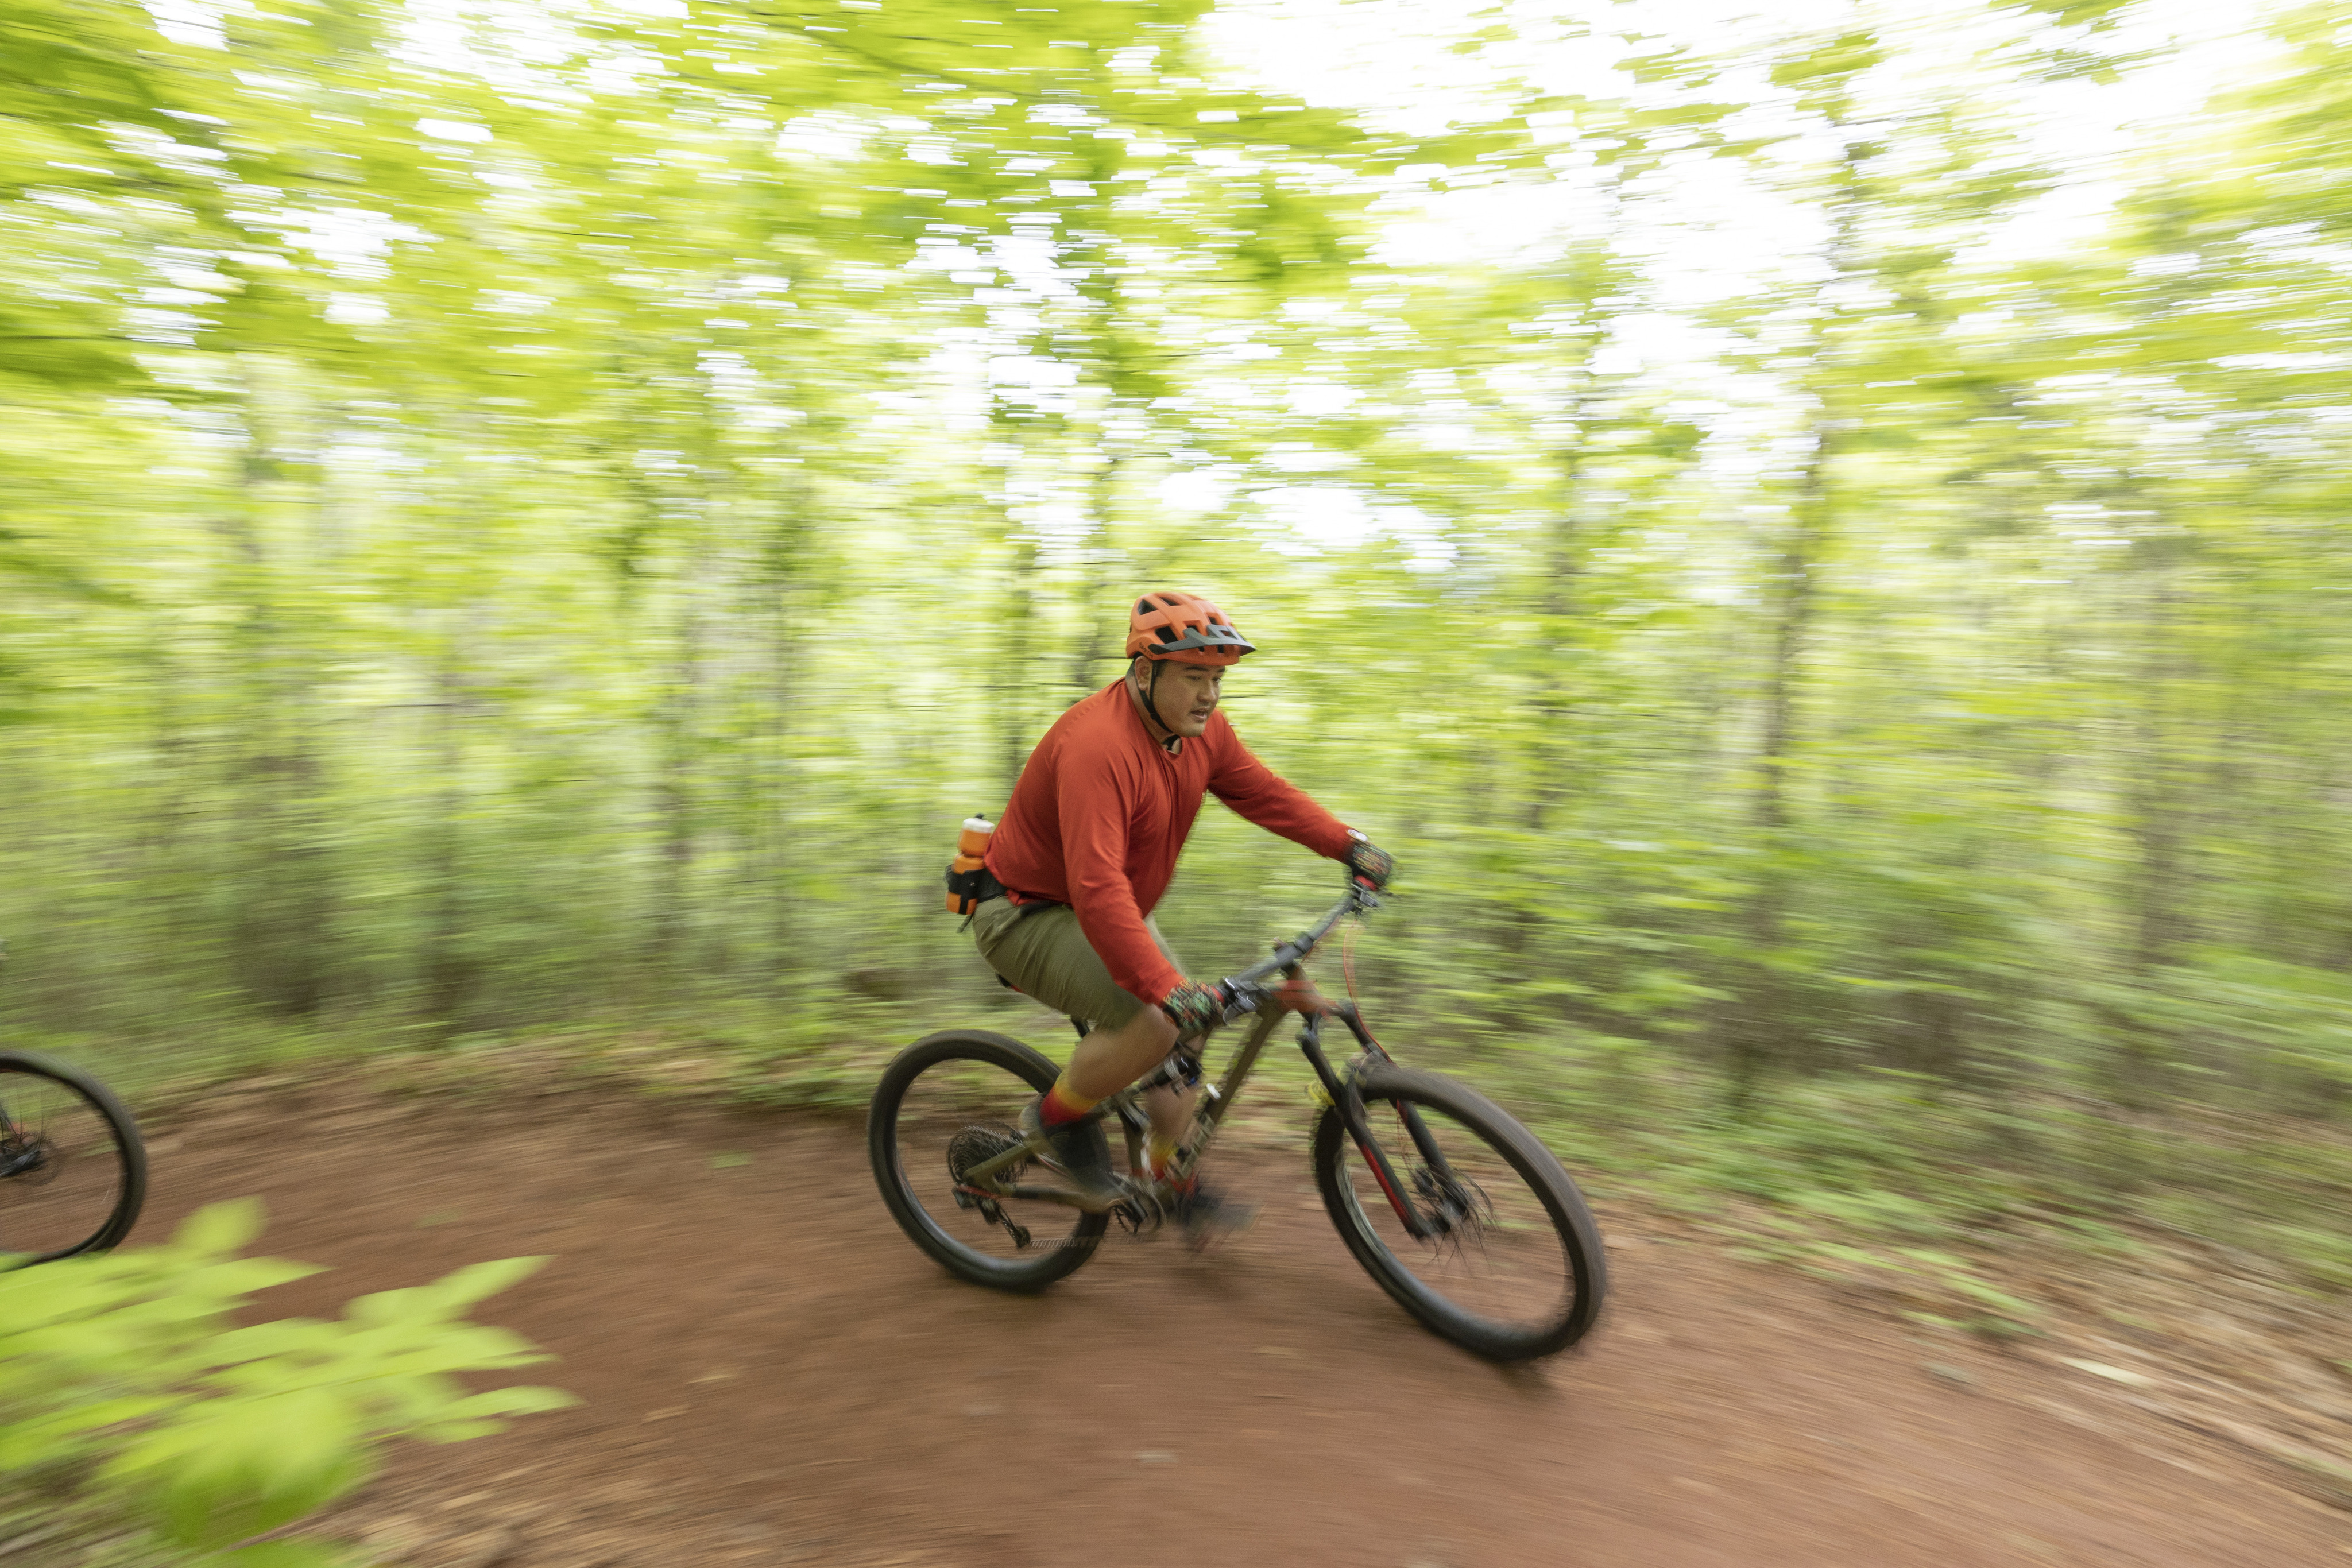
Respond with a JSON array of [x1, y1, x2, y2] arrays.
[[1315, 1063, 1606, 1360], [0, 1051, 148, 1267], [868, 1029, 1108, 1293]]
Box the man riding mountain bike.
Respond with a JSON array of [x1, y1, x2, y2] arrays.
[[966, 590, 1393, 1238]]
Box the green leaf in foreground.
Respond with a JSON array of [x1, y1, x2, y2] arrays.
[[0, 1202, 576, 1562]]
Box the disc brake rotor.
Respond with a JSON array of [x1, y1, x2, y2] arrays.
[[1413, 1165, 1491, 1238]]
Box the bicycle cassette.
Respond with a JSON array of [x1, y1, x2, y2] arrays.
[[947, 1121, 1028, 1194]]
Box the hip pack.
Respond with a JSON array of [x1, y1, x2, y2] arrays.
[[945, 815, 1004, 916]]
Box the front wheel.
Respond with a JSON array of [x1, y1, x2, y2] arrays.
[[0, 1051, 148, 1267], [1315, 1064, 1605, 1361], [868, 1029, 1108, 1293]]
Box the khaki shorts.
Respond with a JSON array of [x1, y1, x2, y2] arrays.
[[970, 899, 1182, 1031]]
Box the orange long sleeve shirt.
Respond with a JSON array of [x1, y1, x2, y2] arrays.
[[984, 680, 1355, 1006]]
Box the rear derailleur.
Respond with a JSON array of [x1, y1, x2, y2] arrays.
[[947, 1121, 1033, 1249]]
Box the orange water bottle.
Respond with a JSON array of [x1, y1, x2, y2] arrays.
[[945, 816, 996, 914]]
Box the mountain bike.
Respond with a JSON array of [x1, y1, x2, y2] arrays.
[[0, 1051, 149, 1267], [868, 877, 1607, 1361]]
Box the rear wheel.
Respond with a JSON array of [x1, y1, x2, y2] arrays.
[[0, 1052, 147, 1267], [868, 1030, 1107, 1292], [1315, 1064, 1604, 1361]]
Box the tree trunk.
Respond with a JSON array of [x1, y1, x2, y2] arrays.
[[1728, 411, 1843, 1096], [1721, 135, 1866, 1101], [2126, 572, 2188, 975], [1505, 440, 1585, 968], [1522, 443, 1583, 837], [2107, 558, 2195, 1106], [650, 530, 703, 982], [218, 392, 330, 1017], [999, 529, 1038, 800], [762, 498, 804, 985], [1070, 450, 1120, 692], [423, 627, 471, 1034]]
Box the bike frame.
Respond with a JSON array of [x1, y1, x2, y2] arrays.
[[953, 881, 1465, 1240]]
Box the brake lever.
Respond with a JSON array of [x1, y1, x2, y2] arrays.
[[1217, 980, 1267, 1024]]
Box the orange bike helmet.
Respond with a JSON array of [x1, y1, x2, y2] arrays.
[[1125, 590, 1255, 668]]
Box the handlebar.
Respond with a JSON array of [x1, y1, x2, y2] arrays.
[[1211, 875, 1383, 1024]]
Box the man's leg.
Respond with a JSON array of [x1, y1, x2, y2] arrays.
[[973, 903, 1191, 1190], [1066, 1012, 1197, 1179], [1141, 1082, 1198, 1172], [1062, 1003, 1177, 1099], [1036, 975, 1200, 1180]]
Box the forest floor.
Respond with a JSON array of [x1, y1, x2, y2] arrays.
[[134, 1062, 2352, 1568]]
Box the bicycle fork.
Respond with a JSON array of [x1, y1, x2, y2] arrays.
[[1293, 1009, 1420, 1240], [1295, 1006, 1472, 1244]]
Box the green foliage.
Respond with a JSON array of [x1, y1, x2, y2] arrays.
[[0, 1202, 574, 1565]]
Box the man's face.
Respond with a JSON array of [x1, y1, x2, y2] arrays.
[[1140, 659, 1224, 738]]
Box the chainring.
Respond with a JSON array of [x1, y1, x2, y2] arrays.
[[1112, 1187, 1165, 1238]]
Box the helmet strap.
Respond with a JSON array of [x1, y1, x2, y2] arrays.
[[1131, 656, 1183, 753]]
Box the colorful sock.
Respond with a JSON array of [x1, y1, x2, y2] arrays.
[[1038, 1075, 1100, 1127], [1147, 1132, 1180, 1181]]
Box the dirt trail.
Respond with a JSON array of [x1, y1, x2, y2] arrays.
[[138, 1081, 2351, 1568]]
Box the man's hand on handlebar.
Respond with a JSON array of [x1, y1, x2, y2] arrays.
[[1346, 833, 1394, 891], [1160, 979, 1227, 1035]]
